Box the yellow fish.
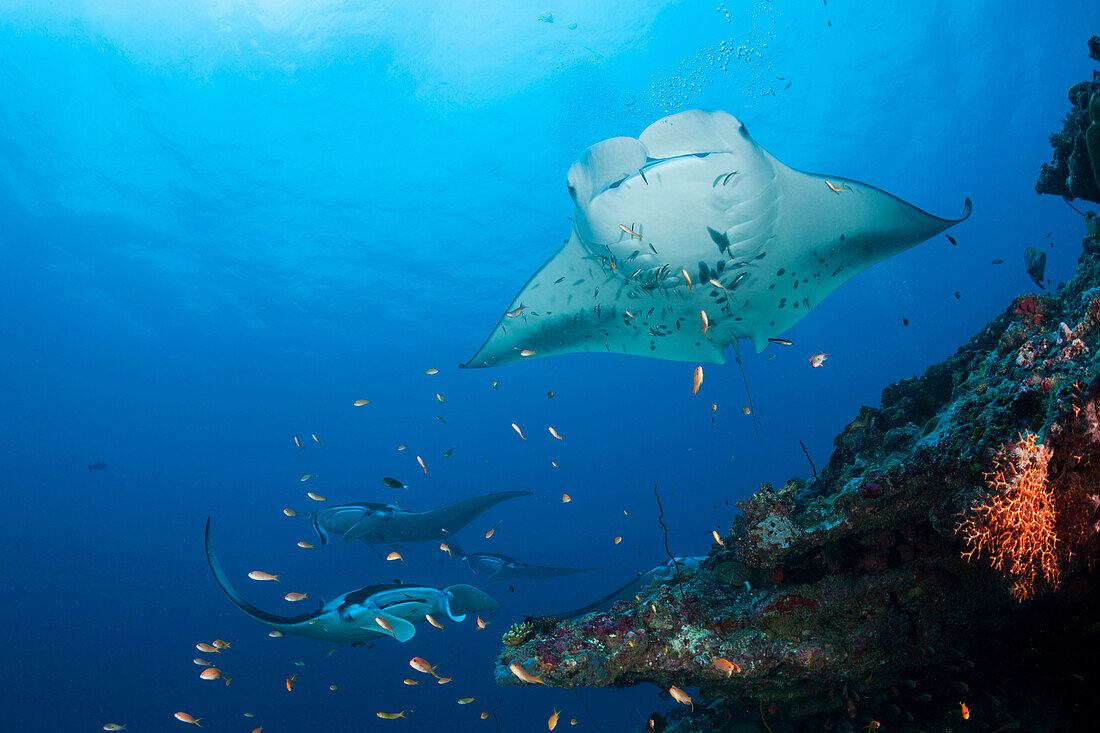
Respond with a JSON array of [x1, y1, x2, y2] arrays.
[[375, 616, 395, 636], [376, 711, 408, 720], [511, 423, 526, 440], [286, 674, 296, 691], [436, 393, 447, 403], [520, 349, 536, 357], [284, 592, 308, 602], [476, 616, 488, 629], [436, 677, 453, 685], [708, 277, 729, 292], [353, 399, 370, 406], [669, 685, 692, 710], [681, 268, 694, 291], [417, 455, 427, 475], [425, 614, 445, 630], [174, 712, 202, 726], [484, 521, 501, 539], [692, 366, 704, 395], [248, 570, 279, 582], [549, 709, 561, 730], [297, 541, 314, 549], [403, 678, 419, 686], [613, 536, 622, 545], [283, 508, 297, 517], [508, 662, 545, 685], [618, 223, 642, 239], [712, 657, 740, 676], [211, 639, 231, 649], [300, 474, 312, 482], [712, 530, 725, 546], [386, 551, 404, 563], [440, 542, 452, 556], [307, 492, 327, 502], [561, 493, 572, 503], [199, 668, 232, 685], [825, 179, 844, 193], [458, 698, 475, 704], [193, 658, 211, 666], [700, 310, 709, 336], [409, 657, 440, 677], [268, 630, 283, 637], [481, 712, 489, 720], [548, 426, 564, 440]]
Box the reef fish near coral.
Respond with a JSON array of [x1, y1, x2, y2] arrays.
[[463, 109, 970, 367], [205, 519, 502, 643]]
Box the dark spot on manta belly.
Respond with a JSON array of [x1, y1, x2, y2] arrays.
[[777, 268, 785, 275]]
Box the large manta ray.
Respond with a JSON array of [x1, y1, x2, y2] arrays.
[[205, 519, 502, 643], [448, 541, 598, 580], [463, 109, 971, 367], [308, 490, 532, 548]]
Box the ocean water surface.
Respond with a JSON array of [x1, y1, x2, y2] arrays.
[[2, 1, 1097, 730]]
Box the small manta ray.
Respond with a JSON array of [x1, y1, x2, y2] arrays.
[[463, 110, 970, 367], [448, 541, 598, 580], [205, 518, 502, 644], [554, 556, 705, 618], [308, 490, 533, 549]]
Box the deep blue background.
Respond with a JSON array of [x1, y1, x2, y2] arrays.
[[2, 1, 1097, 730]]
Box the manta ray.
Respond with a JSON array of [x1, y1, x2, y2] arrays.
[[308, 490, 532, 548], [463, 109, 971, 367], [205, 519, 502, 643], [448, 541, 598, 580], [555, 556, 705, 619]]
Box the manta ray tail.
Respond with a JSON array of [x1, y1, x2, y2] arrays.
[[205, 518, 319, 627]]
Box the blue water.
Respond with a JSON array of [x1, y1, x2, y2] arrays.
[[2, 1, 1097, 730]]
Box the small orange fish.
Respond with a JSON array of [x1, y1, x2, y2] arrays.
[[353, 399, 371, 406], [618, 223, 642, 239], [284, 592, 308, 602], [307, 491, 326, 502], [425, 368, 439, 375], [509, 663, 545, 685], [549, 709, 561, 730], [624, 309, 636, 321], [297, 541, 314, 549], [692, 365, 703, 395], [195, 642, 220, 653], [403, 678, 419, 686], [283, 507, 297, 517], [700, 310, 709, 336], [286, 674, 297, 691], [681, 268, 694, 291], [300, 474, 312, 482], [960, 701, 970, 720], [436, 393, 447, 403], [570, 719, 578, 726], [481, 712, 489, 720], [476, 616, 488, 629], [248, 569, 279, 582], [425, 614, 445, 629], [329, 684, 338, 690], [506, 304, 525, 318], [417, 455, 427, 475], [174, 712, 202, 726], [613, 536, 622, 545], [436, 677, 452, 685], [458, 697, 475, 704], [561, 494, 572, 503], [520, 349, 536, 357], [293, 436, 306, 450], [410, 657, 440, 677], [397, 444, 407, 451], [708, 278, 729, 292], [712, 530, 725, 546], [312, 434, 324, 446], [742, 406, 751, 415], [377, 711, 408, 720], [711, 657, 740, 676], [193, 658, 210, 666], [548, 426, 564, 440], [386, 552, 404, 563], [511, 423, 526, 440], [376, 616, 395, 635], [825, 179, 844, 193], [484, 521, 500, 539], [199, 668, 232, 685], [491, 380, 498, 389], [251, 727, 262, 733], [440, 541, 452, 556], [712, 403, 717, 413], [211, 639, 231, 649], [102, 725, 127, 732], [268, 630, 283, 637], [809, 351, 829, 368], [669, 685, 693, 710], [551, 461, 559, 468]]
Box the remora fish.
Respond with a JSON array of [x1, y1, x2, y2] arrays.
[[308, 491, 533, 547], [205, 519, 502, 644]]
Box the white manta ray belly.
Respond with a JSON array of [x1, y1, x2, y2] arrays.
[[463, 109, 970, 368]]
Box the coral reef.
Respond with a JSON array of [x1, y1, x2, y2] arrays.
[[497, 50, 1100, 727], [1036, 37, 1100, 203]]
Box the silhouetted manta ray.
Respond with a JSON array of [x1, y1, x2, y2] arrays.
[[448, 540, 598, 580], [464, 109, 971, 367], [555, 556, 705, 618], [205, 518, 502, 643], [307, 490, 532, 548]]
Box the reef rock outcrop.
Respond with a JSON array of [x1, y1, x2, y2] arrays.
[[1036, 37, 1100, 204]]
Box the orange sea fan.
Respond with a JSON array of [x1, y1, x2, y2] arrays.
[[959, 432, 1063, 600]]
